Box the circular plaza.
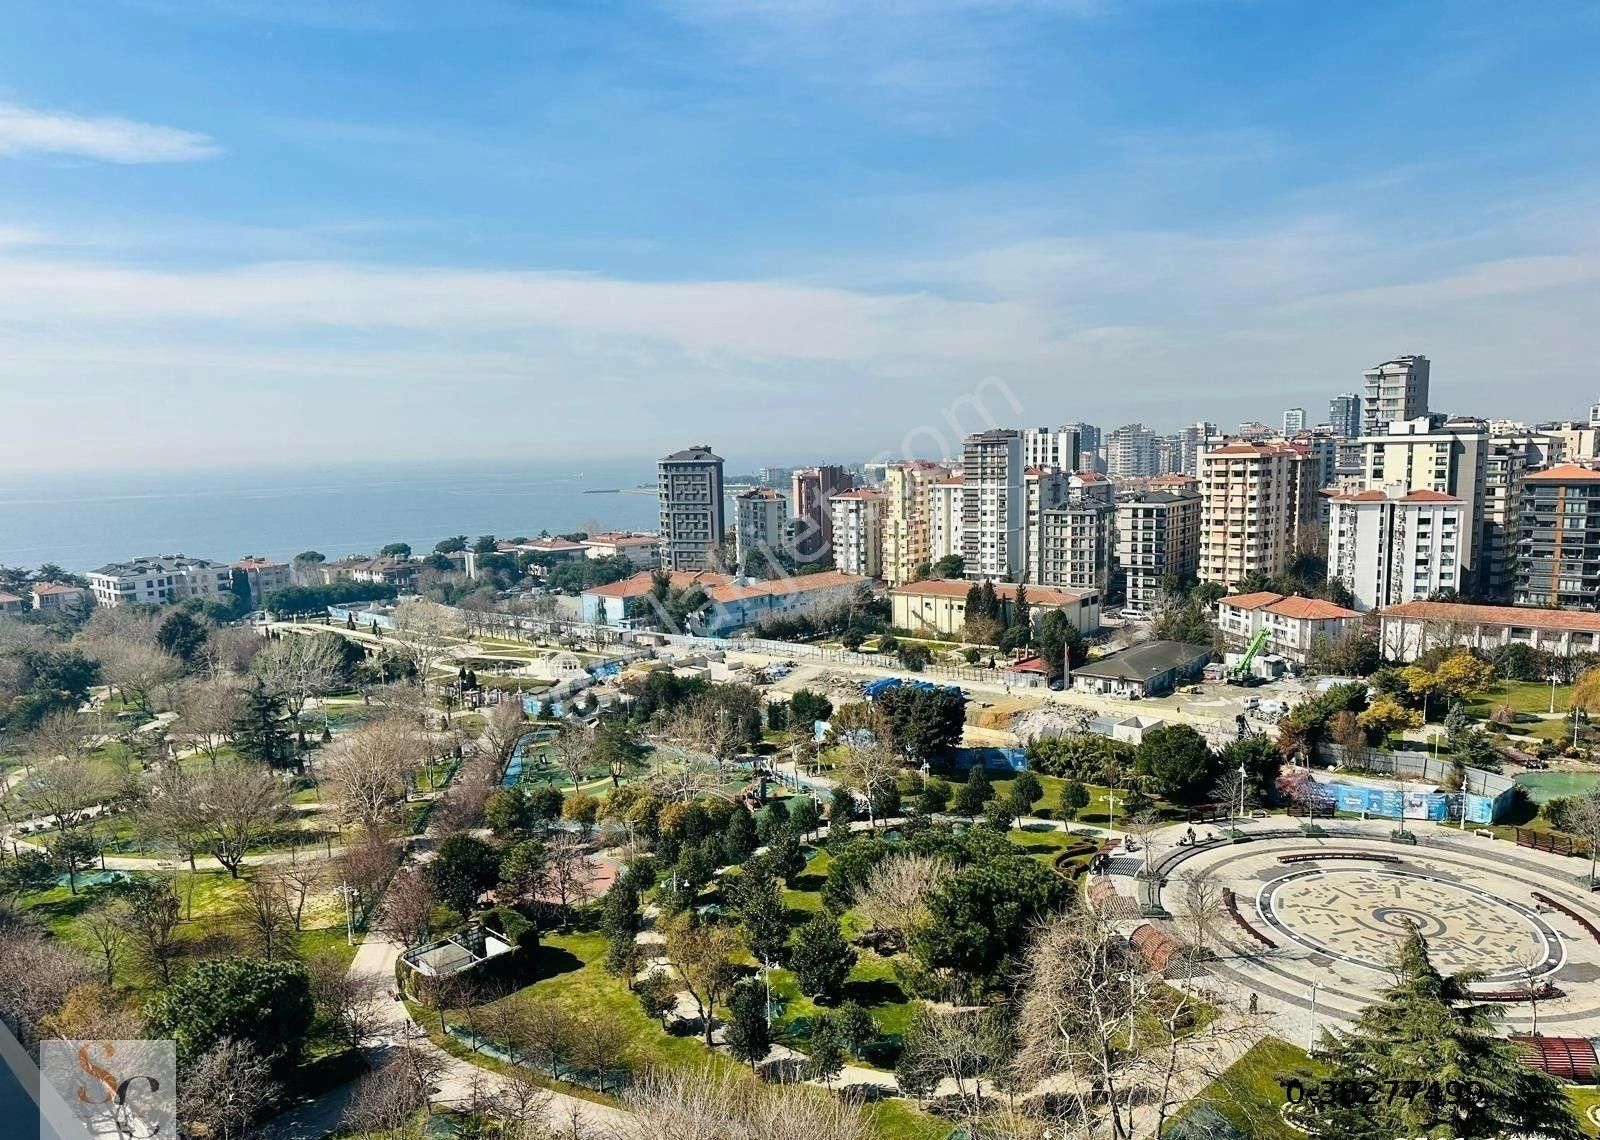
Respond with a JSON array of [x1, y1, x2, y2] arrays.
[[1115, 823, 1600, 1037]]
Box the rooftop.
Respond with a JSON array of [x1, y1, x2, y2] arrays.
[[583, 569, 727, 599], [581, 531, 658, 545], [1071, 640, 1213, 682], [30, 582, 84, 596], [703, 570, 867, 603], [890, 579, 1088, 608], [661, 445, 723, 463], [1526, 463, 1600, 483], [1379, 599, 1600, 634], [1221, 591, 1360, 620], [90, 554, 223, 577]]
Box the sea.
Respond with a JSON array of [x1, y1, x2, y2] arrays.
[[0, 461, 669, 572]]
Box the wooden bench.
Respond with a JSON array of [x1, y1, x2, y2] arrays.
[[1469, 983, 1562, 1003], [1222, 888, 1275, 949], [1278, 851, 1401, 865], [1518, 829, 1577, 857], [1533, 891, 1600, 944]]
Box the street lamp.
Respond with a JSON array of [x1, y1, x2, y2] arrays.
[[1237, 762, 1247, 821], [1551, 672, 1562, 715], [1306, 980, 1321, 1049], [336, 881, 360, 946]]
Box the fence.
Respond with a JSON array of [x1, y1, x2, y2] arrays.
[[1312, 742, 1517, 823]]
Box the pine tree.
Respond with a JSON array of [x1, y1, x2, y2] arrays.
[[804, 1011, 847, 1088], [789, 912, 856, 1003], [726, 979, 773, 1070], [978, 579, 999, 620], [1306, 930, 1582, 1140], [233, 679, 293, 770], [731, 861, 790, 965]]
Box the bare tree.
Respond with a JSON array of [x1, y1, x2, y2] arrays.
[[307, 949, 386, 1050], [99, 642, 182, 715], [16, 753, 106, 832], [614, 1067, 872, 1140], [391, 598, 463, 694], [80, 901, 127, 987], [338, 831, 403, 906], [111, 877, 183, 985], [24, 710, 100, 765], [837, 739, 903, 830], [177, 1037, 280, 1140], [192, 760, 291, 878], [374, 866, 435, 950], [202, 626, 264, 678], [551, 722, 594, 792], [662, 915, 740, 1046], [0, 925, 94, 1051], [238, 871, 296, 960], [135, 765, 207, 870], [255, 633, 345, 744], [851, 851, 948, 952], [486, 1066, 554, 1140], [1516, 940, 1551, 1036], [341, 1052, 431, 1140], [276, 860, 324, 931], [482, 698, 528, 767], [546, 833, 598, 912], [1174, 869, 1227, 961], [172, 677, 245, 766], [324, 717, 420, 827]]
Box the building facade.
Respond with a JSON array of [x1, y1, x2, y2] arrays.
[[961, 429, 1025, 581], [789, 465, 852, 563], [1022, 427, 1079, 473], [1216, 592, 1363, 666], [1065, 423, 1102, 473], [1376, 600, 1600, 663], [733, 488, 788, 573], [1198, 441, 1302, 588], [1023, 466, 1070, 584], [1327, 487, 1464, 612], [581, 532, 660, 567], [1515, 463, 1600, 609], [30, 583, 88, 611], [828, 490, 885, 579], [1106, 422, 1158, 479], [1115, 489, 1201, 613], [658, 445, 726, 572], [882, 461, 951, 585], [1329, 394, 1361, 439], [232, 557, 292, 608], [1361, 355, 1430, 436], [1356, 416, 1488, 589], [1282, 408, 1307, 435], [926, 476, 965, 565], [89, 555, 233, 608], [890, 579, 1100, 639], [1482, 436, 1530, 601]]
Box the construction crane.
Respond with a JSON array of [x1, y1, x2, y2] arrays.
[[1230, 626, 1270, 686]]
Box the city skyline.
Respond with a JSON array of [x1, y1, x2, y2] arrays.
[[2, 2, 1599, 472]]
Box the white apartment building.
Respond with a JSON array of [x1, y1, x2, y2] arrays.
[[1327, 486, 1463, 612], [1356, 416, 1487, 588], [1115, 489, 1201, 613], [232, 557, 292, 608], [961, 430, 1025, 580], [1282, 408, 1307, 435], [828, 490, 885, 579], [1037, 502, 1113, 595], [1177, 422, 1218, 477], [1361, 355, 1430, 436], [882, 461, 951, 585], [1023, 466, 1070, 584], [89, 555, 232, 608], [926, 476, 965, 564], [1022, 427, 1079, 472], [1106, 423, 1158, 479], [1216, 591, 1363, 666], [733, 488, 787, 572], [580, 532, 660, 567], [1198, 441, 1302, 588], [658, 445, 726, 572]]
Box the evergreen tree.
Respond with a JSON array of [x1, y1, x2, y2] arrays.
[[600, 876, 641, 976], [731, 861, 790, 965], [233, 679, 293, 770], [789, 912, 856, 1003], [978, 579, 999, 620], [768, 827, 807, 886], [726, 979, 773, 1070], [828, 785, 856, 847], [804, 1011, 847, 1088], [788, 796, 821, 839], [964, 582, 984, 618], [1060, 779, 1092, 820], [919, 777, 952, 815], [722, 806, 758, 865], [1307, 930, 1581, 1139]]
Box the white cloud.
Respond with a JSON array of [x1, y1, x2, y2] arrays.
[[0, 102, 218, 164]]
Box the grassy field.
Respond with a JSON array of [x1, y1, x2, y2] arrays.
[[989, 771, 1181, 827], [1169, 1036, 1324, 1140]]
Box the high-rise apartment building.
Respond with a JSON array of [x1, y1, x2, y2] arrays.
[[1282, 408, 1307, 435], [829, 490, 885, 579], [1515, 464, 1600, 609], [1328, 487, 1464, 612], [1361, 355, 1430, 436], [1329, 394, 1361, 439], [1023, 466, 1070, 584], [1178, 422, 1218, 476], [1115, 489, 1201, 613], [1106, 423, 1158, 479], [734, 487, 787, 573], [926, 476, 965, 564], [1065, 423, 1102, 473], [1022, 427, 1079, 473], [882, 461, 951, 585], [1482, 436, 1531, 601], [789, 465, 853, 563], [1037, 503, 1113, 595], [1198, 441, 1302, 588], [1357, 416, 1488, 589], [658, 445, 726, 571], [961, 429, 1025, 580]]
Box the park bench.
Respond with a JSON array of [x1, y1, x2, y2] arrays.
[[1221, 888, 1275, 949], [1277, 851, 1401, 865], [1532, 891, 1600, 943]]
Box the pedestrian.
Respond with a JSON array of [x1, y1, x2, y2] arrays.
[[1248, 992, 1259, 1015], [1187, 826, 1196, 845]]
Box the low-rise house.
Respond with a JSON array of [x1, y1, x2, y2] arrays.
[[1067, 640, 1213, 699], [1376, 599, 1600, 662], [580, 532, 659, 567], [0, 591, 25, 614], [580, 568, 872, 636], [1217, 591, 1363, 666], [232, 557, 292, 608], [890, 579, 1101, 639], [320, 557, 417, 587], [30, 582, 89, 611], [89, 555, 232, 608], [580, 569, 727, 627]]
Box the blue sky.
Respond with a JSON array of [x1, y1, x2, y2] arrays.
[[1, 0, 1598, 472]]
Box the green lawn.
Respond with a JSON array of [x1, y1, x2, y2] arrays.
[[1170, 1036, 1325, 1140], [988, 772, 1179, 827]]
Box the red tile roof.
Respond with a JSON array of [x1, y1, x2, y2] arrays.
[[1265, 596, 1360, 620], [1220, 591, 1284, 611], [1527, 463, 1600, 482], [829, 490, 882, 501], [0, 592, 23, 605], [1379, 600, 1600, 633], [704, 570, 867, 603], [584, 570, 728, 599], [30, 582, 84, 596]]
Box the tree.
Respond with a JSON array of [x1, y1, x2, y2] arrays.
[[804, 1012, 847, 1089], [193, 761, 291, 878], [498, 838, 550, 909], [484, 785, 535, 838], [593, 717, 648, 788], [614, 1069, 870, 1140], [157, 609, 211, 669], [81, 901, 127, 986], [378, 542, 412, 559], [1036, 609, 1087, 682], [48, 830, 100, 895], [253, 634, 345, 747], [789, 912, 856, 1003], [662, 916, 740, 1045], [232, 679, 294, 770], [428, 834, 502, 916], [852, 851, 947, 952], [897, 644, 932, 671], [238, 872, 296, 961], [1217, 734, 1283, 800], [1008, 771, 1043, 815], [837, 740, 903, 831], [146, 956, 315, 1070], [726, 979, 773, 1070], [390, 597, 463, 689], [1060, 779, 1091, 820], [15, 753, 106, 833], [730, 861, 790, 965], [373, 866, 435, 950], [325, 717, 419, 827], [933, 554, 964, 579], [435, 535, 469, 554], [918, 777, 951, 815], [111, 875, 183, 985], [636, 970, 679, 1029], [0, 850, 57, 915], [876, 685, 966, 763], [789, 689, 833, 726], [1358, 693, 1423, 741], [916, 856, 1068, 978], [177, 1037, 280, 1140], [1133, 724, 1216, 803], [1307, 930, 1582, 1140]]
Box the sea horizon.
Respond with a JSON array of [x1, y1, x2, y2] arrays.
[[0, 459, 678, 573]]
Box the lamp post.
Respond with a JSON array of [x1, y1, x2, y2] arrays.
[[336, 881, 360, 946], [1551, 672, 1562, 715], [1306, 980, 1321, 1049], [1237, 762, 1247, 821]]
